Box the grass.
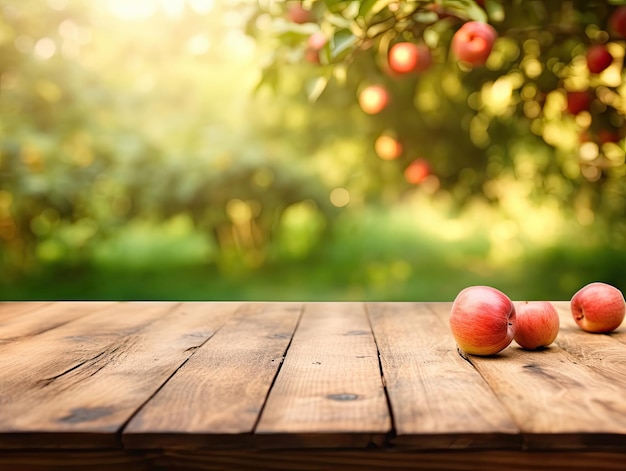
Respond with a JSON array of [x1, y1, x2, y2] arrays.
[[1, 202, 625, 301]]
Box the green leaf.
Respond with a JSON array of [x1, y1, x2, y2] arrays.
[[253, 64, 279, 95], [484, 0, 505, 22], [330, 30, 358, 61], [358, 0, 392, 20], [306, 75, 329, 102], [323, 0, 346, 8], [441, 0, 488, 23], [413, 11, 440, 25], [272, 19, 319, 36], [325, 12, 353, 29]]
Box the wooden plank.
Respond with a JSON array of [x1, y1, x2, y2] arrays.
[[156, 449, 626, 471], [552, 301, 626, 387], [0, 450, 158, 471], [0, 302, 239, 449], [254, 302, 391, 448], [2, 449, 626, 471], [429, 302, 626, 450], [122, 303, 302, 449], [367, 302, 520, 449], [0, 302, 51, 321], [0, 302, 114, 346]]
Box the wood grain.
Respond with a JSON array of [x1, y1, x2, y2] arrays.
[[255, 302, 391, 448], [156, 449, 626, 471], [123, 303, 302, 449], [0, 302, 113, 346], [367, 302, 519, 449], [429, 302, 626, 449], [552, 301, 626, 387], [0, 302, 238, 448], [1, 300, 625, 468], [0, 302, 51, 321], [1, 449, 625, 471], [0, 450, 158, 471]]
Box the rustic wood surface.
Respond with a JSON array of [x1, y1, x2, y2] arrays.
[[367, 302, 520, 449], [0, 301, 625, 470], [124, 303, 302, 449], [429, 302, 626, 449], [254, 302, 391, 448], [0, 302, 236, 448]]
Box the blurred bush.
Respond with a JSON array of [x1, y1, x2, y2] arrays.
[[1, 0, 626, 299]]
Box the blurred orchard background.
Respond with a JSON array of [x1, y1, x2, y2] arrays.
[[1, 0, 626, 301]]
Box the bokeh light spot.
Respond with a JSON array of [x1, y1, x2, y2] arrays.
[[330, 188, 350, 207]]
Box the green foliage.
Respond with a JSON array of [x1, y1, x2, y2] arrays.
[[2, 0, 626, 299], [0, 0, 335, 278], [251, 0, 626, 235]]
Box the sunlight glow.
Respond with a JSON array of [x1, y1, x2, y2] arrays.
[[34, 37, 56, 59], [186, 33, 211, 55], [107, 0, 157, 21], [161, 0, 185, 19], [107, 0, 215, 20], [330, 188, 350, 207], [188, 0, 215, 14]]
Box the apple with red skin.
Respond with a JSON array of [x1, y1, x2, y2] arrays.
[[598, 129, 621, 144], [308, 32, 326, 51], [449, 286, 516, 356], [305, 32, 327, 64], [389, 43, 418, 73], [566, 90, 591, 115], [451, 21, 497, 67], [375, 135, 402, 160], [413, 45, 432, 73], [587, 45, 613, 74], [514, 301, 560, 350], [287, 3, 313, 24], [404, 159, 430, 184], [388, 43, 432, 74], [610, 6, 626, 38], [571, 282, 625, 333], [358, 85, 389, 115]]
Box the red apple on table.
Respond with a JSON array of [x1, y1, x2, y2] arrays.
[[388, 43, 432, 74], [610, 6, 626, 38], [449, 286, 516, 356], [514, 301, 560, 350], [451, 21, 497, 67], [586, 45, 613, 74], [358, 85, 389, 114], [571, 282, 625, 333]]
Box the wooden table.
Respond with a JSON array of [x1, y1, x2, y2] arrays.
[[0, 301, 625, 470]]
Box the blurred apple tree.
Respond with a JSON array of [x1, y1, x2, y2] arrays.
[[0, 0, 336, 277], [249, 0, 626, 235], [2, 0, 626, 298]]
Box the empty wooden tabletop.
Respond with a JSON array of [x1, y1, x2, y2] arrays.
[[0, 301, 625, 470]]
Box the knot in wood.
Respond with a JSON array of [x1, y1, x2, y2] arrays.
[[327, 393, 359, 401]]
